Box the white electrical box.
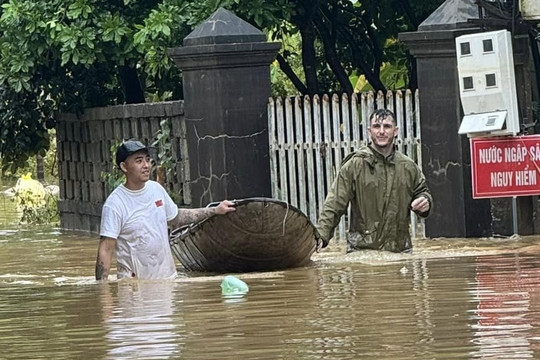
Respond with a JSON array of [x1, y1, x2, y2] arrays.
[[456, 30, 520, 137], [520, 0, 540, 20]]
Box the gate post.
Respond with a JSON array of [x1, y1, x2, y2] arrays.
[[169, 8, 280, 206]]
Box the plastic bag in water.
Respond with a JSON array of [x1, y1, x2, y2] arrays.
[[220, 275, 249, 297]]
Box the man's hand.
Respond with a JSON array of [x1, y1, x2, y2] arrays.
[[316, 237, 329, 252], [315, 228, 328, 252], [170, 200, 236, 228], [214, 200, 237, 215], [411, 196, 430, 214]]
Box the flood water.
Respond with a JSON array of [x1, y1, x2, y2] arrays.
[[3, 190, 540, 359]]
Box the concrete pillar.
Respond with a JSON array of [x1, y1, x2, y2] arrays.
[[169, 8, 280, 207], [400, 0, 535, 237]]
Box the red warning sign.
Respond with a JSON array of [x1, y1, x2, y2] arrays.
[[470, 135, 540, 198]]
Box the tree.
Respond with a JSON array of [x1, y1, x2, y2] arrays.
[[0, 0, 196, 172], [0, 0, 443, 172], [227, 0, 445, 94]]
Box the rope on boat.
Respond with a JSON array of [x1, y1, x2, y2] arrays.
[[281, 201, 290, 236]]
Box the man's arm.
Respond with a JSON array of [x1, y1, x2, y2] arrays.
[[410, 168, 433, 218], [95, 236, 115, 280], [168, 200, 236, 228], [316, 164, 355, 246]]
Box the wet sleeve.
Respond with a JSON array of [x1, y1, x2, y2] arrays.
[[412, 167, 433, 218], [316, 162, 356, 243]]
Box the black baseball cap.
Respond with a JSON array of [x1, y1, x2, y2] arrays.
[[115, 140, 150, 167]]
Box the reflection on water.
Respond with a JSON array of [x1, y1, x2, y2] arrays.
[[101, 280, 181, 359], [470, 254, 540, 359], [3, 191, 540, 359]]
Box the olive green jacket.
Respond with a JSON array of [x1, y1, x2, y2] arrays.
[[317, 145, 432, 253]]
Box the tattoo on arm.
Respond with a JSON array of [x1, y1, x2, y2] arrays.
[[95, 236, 111, 281], [95, 259, 109, 280], [174, 207, 217, 227]]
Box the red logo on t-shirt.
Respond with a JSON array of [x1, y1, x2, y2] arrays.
[[155, 199, 163, 207]]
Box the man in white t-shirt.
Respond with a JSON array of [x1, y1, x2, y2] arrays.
[[95, 140, 236, 280]]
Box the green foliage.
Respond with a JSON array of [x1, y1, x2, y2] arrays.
[[0, 87, 53, 174], [0, 0, 191, 173], [14, 191, 59, 226], [10, 174, 59, 225], [270, 30, 303, 96], [226, 0, 445, 93], [1, 129, 58, 182], [151, 119, 174, 176], [271, 60, 294, 96], [352, 63, 408, 92]]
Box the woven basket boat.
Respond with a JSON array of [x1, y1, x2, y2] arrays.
[[169, 197, 321, 273]]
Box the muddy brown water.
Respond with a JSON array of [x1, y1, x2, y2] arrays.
[[2, 191, 540, 359]]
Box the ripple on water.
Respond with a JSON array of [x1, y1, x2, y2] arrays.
[[0, 229, 19, 236], [2, 228, 540, 359]]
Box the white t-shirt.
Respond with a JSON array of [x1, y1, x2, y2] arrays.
[[100, 180, 179, 279]]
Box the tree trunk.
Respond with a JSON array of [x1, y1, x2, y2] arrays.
[[340, 30, 386, 92], [299, 25, 320, 95], [36, 154, 44, 182], [529, 31, 540, 109], [313, 16, 353, 94], [295, 0, 320, 95], [276, 54, 308, 94]]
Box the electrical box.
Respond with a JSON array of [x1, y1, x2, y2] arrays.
[[456, 30, 520, 137], [520, 0, 540, 20]]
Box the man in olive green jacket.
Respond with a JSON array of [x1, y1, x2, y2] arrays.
[[317, 109, 432, 253]]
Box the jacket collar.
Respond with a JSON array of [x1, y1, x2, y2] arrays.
[[367, 144, 396, 164]]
